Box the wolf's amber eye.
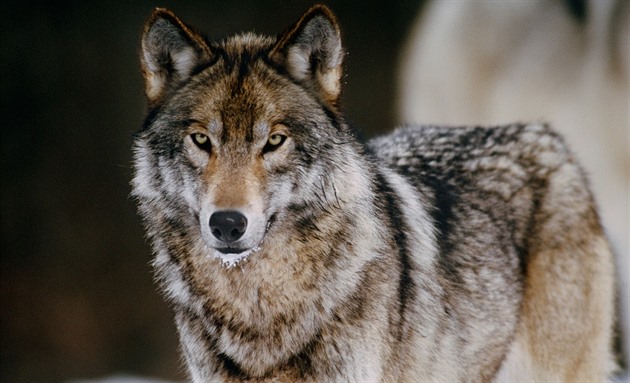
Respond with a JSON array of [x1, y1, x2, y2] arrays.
[[191, 133, 211, 152], [268, 134, 284, 146], [263, 133, 287, 153]]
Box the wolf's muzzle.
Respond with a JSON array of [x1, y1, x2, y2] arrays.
[[209, 211, 248, 243]]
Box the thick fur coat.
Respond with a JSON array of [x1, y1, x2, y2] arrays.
[[132, 5, 616, 382]]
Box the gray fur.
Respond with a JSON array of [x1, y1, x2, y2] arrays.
[[132, 5, 616, 382]]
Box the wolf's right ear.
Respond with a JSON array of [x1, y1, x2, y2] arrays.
[[141, 8, 212, 104]]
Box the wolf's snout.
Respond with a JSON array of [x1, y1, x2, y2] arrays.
[[209, 211, 248, 243]]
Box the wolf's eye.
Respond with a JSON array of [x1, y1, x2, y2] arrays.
[[268, 134, 284, 146], [263, 133, 287, 153], [191, 133, 211, 152]]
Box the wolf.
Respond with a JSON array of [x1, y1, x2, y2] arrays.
[[131, 5, 616, 382]]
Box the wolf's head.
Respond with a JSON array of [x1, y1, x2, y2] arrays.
[[133, 5, 367, 267]]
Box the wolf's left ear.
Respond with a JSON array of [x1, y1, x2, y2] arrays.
[[270, 5, 344, 106], [141, 8, 212, 104]]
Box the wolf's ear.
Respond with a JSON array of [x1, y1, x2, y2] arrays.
[[141, 8, 212, 104], [270, 5, 344, 106]]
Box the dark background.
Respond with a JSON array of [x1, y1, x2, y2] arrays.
[[1, 1, 423, 381]]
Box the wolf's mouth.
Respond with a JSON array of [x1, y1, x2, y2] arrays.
[[216, 247, 248, 254]]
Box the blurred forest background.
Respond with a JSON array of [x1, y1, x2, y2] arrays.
[[1, 1, 421, 381]]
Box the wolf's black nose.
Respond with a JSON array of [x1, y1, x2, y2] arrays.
[[209, 211, 247, 243]]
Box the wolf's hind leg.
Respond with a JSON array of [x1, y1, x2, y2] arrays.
[[497, 162, 616, 382]]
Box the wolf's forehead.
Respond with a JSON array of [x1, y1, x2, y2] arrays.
[[188, 71, 281, 143], [192, 62, 291, 113], [194, 35, 281, 106], [226, 66, 282, 105], [184, 34, 312, 139], [217, 87, 271, 142]]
